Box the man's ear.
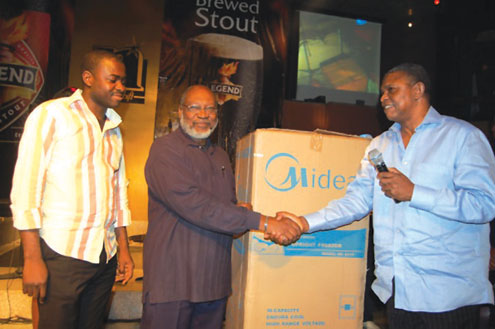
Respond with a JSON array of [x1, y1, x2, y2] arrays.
[[413, 81, 425, 100], [82, 70, 93, 87]]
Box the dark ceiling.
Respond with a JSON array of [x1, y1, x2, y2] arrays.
[[289, 0, 495, 121]]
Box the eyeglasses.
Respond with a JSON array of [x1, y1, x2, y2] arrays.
[[180, 104, 218, 115]]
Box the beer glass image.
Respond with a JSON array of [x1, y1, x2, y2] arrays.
[[187, 33, 263, 160]]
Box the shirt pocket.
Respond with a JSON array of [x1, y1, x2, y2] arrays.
[[412, 162, 453, 189], [104, 132, 123, 171]]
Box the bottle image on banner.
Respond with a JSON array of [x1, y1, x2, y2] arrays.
[[155, 0, 264, 162], [187, 33, 263, 160]]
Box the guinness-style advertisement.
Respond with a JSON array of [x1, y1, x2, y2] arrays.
[[187, 33, 263, 158], [0, 9, 49, 141], [0, 0, 51, 215], [156, 0, 266, 160]]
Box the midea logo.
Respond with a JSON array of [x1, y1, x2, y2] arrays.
[[264, 153, 354, 192]]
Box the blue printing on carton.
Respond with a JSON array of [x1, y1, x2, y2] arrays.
[[248, 229, 366, 258], [339, 295, 357, 319], [233, 238, 245, 255]]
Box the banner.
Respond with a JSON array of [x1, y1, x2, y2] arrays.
[[156, 0, 269, 160], [0, 1, 51, 215], [0, 9, 50, 141]]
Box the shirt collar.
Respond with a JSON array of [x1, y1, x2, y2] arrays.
[[69, 89, 122, 129], [390, 106, 441, 133], [177, 126, 214, 152]]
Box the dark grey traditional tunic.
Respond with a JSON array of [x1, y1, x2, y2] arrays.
[[143, 127, 260, 304]]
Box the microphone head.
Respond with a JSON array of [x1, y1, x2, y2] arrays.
[[368, 149, 396, 202], [368, 148, 384, 166]]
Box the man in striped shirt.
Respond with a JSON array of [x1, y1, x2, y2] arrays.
[[10, 50, 134, 329]]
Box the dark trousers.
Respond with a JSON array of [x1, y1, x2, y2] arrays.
[[386, 284, 481, 329], [38, 239, 117, 329], [141, 297, 227, 329], [488, 270, 495, 329]]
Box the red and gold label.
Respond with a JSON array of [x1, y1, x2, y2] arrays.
[[0, 11, 49, 139]]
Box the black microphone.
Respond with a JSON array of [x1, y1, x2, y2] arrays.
[[368, 148, 400, 203], [368, 149, 389, 173]]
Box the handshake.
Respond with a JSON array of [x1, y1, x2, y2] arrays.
[[263, 212, 309, 246], [237, 203, 309, 246]]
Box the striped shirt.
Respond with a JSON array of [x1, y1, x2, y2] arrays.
[[10, 89, 131, 264]]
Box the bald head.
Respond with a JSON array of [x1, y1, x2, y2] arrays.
[[179, 85, 217, 107]]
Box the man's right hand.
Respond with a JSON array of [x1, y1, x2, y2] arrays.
[[276, 211, 309, 233], [19, 230, 48, 303], [260, 216, 302, 246], [22, 257, 48, 303]]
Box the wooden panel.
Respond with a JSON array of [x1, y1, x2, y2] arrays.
[[282, 100, 383, 137]]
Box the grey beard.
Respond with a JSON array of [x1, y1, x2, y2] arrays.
[[180, 115, 218, 140]]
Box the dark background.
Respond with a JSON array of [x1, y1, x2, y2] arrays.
[[258, 0, 495, 127]]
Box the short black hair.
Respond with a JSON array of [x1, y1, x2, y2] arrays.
[[385, 63, 431, 98], [80, 49, 124, 75]]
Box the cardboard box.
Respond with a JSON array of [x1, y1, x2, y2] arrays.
[[226, 128, 371, 329]]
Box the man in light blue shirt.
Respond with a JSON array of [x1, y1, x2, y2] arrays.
[[280, 63, 495, 329]]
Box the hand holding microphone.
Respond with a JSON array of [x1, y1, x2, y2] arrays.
[[368, 149, 404, 203], [368, 149, 390, 173]]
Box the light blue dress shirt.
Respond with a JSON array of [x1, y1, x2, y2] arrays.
[[305, 107, 495, 312]]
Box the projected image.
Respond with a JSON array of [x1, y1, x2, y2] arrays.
[[296, 11, 382, 105]]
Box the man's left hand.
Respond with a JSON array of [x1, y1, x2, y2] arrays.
[[116, 250, 134, 285], [377, 167, 414, 202]]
